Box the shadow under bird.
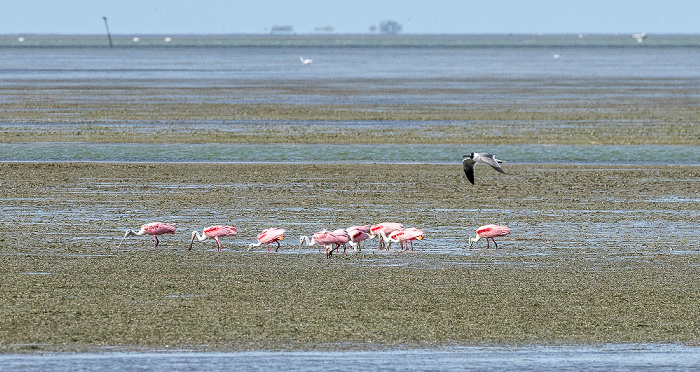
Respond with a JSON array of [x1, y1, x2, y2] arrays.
[[462, 152, 506, 185]]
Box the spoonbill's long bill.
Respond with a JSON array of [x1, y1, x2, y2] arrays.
[[469, 224, 510, 248], [189, 225, 237, 252], [248, 228, 286, 252], [119, 222, 176, 248]]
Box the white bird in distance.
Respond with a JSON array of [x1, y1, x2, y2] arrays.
[[632, 33, 647, 43]]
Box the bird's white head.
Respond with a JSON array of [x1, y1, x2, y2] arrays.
[[468, 234, 481, 248]]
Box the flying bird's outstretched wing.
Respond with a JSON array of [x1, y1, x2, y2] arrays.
[[462, 158, 476, 184], [480, 153, 506, 174]]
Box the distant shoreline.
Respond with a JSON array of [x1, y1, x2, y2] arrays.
[[2, 33, 699, 47]]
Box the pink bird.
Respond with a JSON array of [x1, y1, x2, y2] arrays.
[[119, 222, 176, 248], [248, 228, 286, 252], [299, 229, 343, 258], [347, 225, 371, 234], [469, 224, 510, 248], [331, 229, 352, 254], [379, 227, 425, 251], [346, 226, 371, 252], [189, 225, 238, 252], [370, 222, 404, 250]]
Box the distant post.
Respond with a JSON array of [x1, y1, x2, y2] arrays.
[[102, 16, 113, 47]]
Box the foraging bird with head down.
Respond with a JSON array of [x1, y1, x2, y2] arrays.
[[119, 222, 176, 248], [469, 224, 510, 248], [248, 228, 286, 252], [189, 225, 238, 252], [462, 152, 506, 185]]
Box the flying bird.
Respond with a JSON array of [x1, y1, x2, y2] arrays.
[[462, 152, 506, 185], [248, 228, 286, 252], [189, 225, 238, 252], [468, 224, 510, 248], [119, 222, 176, 248]]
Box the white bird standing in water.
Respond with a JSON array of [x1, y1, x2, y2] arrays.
[[632, 33, 647, 43], [462, 152, 506, 185], [299, 56, 313, 64]]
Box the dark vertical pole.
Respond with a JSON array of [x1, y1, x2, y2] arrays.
[[103, 16, 113, 47]]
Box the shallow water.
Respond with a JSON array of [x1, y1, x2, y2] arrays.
[[2, 344, 699, 371], [1, 142, 698, 164], [1, 36, 699, 356]]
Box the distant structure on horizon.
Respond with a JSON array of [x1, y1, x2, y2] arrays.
[[270, 25, 294, 35], [379, 20, 403, 35], [314, 26, 335, 33]]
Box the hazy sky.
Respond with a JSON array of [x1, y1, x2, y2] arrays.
[[3, 0, 699, 35]]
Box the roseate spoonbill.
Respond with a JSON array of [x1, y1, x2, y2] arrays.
[[347, 226, 371, 252], [370, 222, 403, 250], [462, 152, 506, 185], [469, 224, 510, 248], [300, 56, 313, 64], [248, 228, 286, 252], [331, 229, 351, 254], [347, 225, 371, 234], [379, 228, 425, 251], [299, 230, 341, 258], [119, 222, 176, 248], [189, 225, 238, 252]]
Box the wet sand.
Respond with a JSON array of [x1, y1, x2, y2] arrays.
[[2, 78, 699, 145], [1, 162, 698, 352]]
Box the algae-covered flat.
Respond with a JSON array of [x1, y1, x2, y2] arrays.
[[0, 162, 698, 352]]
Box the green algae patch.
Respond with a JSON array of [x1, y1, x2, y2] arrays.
[[2, 78, 698, 145], [1, 252, 699, 353], [0, 162, 699, 352]]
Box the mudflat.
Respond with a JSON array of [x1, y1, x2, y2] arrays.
[[1, 162, 698, 352]]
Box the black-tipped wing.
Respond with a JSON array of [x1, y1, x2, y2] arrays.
[[462, 158, 476, 184], [481, 154, 506, 174]]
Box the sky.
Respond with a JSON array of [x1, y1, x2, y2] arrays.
[[3, 0, 699, 35]]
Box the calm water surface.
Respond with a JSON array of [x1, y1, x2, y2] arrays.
[[2, 344, 700, 371], [1, 142, 698, 164]]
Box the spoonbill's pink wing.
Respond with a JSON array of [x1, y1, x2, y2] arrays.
[[348, 225, 371, 233], [371, 222, 403, 235], [204, 225, 237, 238], [258, 228, 285, 243], [143, 222, 176, 235], [477, 225, 510, 238], [330, 230, 351, 244], [312, 230, 336, 245]]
